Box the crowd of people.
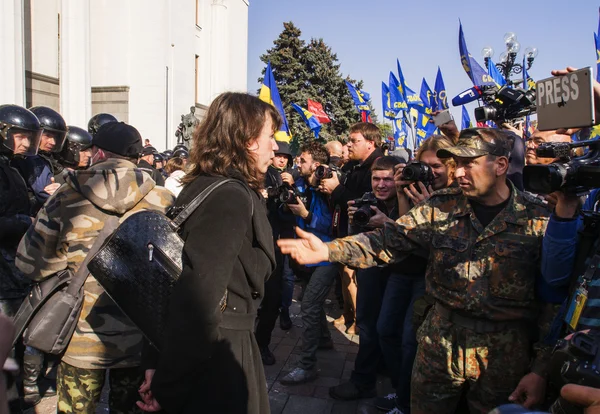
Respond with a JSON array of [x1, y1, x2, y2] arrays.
[[3, 66, 600, 414]]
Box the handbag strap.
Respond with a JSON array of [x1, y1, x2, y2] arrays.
[[170, 178, 253, 230], [66, 216, 120, 296]]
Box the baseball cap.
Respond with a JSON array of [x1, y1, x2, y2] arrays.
[[437, 129, 511, 159]]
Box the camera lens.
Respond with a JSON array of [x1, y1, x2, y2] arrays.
[[354, 206, 374, 227]]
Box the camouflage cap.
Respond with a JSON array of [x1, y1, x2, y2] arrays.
[[437, 136, 510, 159]]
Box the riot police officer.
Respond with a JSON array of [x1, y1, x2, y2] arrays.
[[0, 104, 41, 410], [12, 106, 67, 214], [54, 126, 93, 183]]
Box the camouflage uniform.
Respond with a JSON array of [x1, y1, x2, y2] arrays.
[[327, 181, 554, 414], [16, 158, 175, 412]]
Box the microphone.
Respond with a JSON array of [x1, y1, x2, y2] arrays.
[[451, 86, 484, 106]]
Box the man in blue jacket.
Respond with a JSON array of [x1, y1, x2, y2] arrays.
[[280, 141, 337, 386]]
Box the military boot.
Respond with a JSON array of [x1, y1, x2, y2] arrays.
[[22, 353, 43, 406]]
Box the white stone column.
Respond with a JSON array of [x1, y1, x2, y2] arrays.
[[60, 0, 91, 125], [0, 0, 25, 105], [209, 0, 229, 99]]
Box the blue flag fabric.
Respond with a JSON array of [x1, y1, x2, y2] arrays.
[[393, 117, 409, 148], [419, 78, 434, 115], [345, 80, 371, 111], [522, 55, 533, 139], [488, 61, 507, 87], [259, 62, 292, 142], [595, 32, 600, 82], [461, 106, 472, 130], [459, 22, 495, 86], [415, 111, 436, 148], [396, 59, 425, 111], [382, 82, 396, 119], [291, 103, 321, 138], [389, 72, 408, 112], [396, 59, 408, 100], [433, 67, 449, 111]]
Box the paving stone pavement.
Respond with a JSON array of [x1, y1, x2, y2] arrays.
[[22, 294, 393, 414]]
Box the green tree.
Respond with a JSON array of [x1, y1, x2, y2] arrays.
[[258, 23, 378, 152]]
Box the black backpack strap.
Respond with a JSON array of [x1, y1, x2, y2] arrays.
[[170, 179, 253, 231]]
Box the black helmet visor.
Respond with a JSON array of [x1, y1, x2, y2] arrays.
[[3, 126, 43, 157], [40, 127, 68, 153]]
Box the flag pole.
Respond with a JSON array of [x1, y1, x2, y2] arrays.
[[405, 110, 417, 156]]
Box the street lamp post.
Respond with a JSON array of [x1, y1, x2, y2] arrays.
[[482, 32, 538, 86]]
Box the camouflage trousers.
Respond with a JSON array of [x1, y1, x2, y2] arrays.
[[411, 310, 531, 414], [57, 361, 144, 414]]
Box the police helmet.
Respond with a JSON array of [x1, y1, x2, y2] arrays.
[[0, 104, 42, 157], [172, 148, 189, 159], [153, 152, 165, 168], [88, 113, 117, 136], [172, 144, 188, 153], [162, 150, 173, 160], [57, 126, 93, 167], [30, 106, 68, 153]]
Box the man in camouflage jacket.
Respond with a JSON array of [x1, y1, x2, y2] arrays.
[[16, 122, 175, 414], [279, 128, 559, 414]]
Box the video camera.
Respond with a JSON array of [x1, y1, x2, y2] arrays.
[[523, 139, 600, 195], [352, 192, 379, 227], [267, 183, 306, 205], [401, 162, 434, 189], [548, 332, 600, 414], [474, 85, 536, 124]]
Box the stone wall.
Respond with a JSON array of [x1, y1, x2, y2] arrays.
[[91, 86, 129, 122], [25, 71, 59, 110]]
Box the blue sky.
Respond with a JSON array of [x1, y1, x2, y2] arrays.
[[247, 0, 599, 127]]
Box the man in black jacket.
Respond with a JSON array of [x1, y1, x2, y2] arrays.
[[138, 146, 165, 186], [319, 122, 384, 238]]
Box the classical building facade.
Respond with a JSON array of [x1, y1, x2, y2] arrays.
[[0, 0, 249, 150]]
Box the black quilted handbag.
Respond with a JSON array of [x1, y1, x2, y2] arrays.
[[88, 179, 248, 351]]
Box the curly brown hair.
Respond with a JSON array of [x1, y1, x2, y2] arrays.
[[181, 92, 282, 189], [165, 156, 185, 174]]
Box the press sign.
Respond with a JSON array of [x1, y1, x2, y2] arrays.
[[536, 67, 595, 131]]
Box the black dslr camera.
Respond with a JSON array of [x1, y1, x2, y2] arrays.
[[315, 165, 342, 180], [352, 192, 379, 227], [548, 332, 600, 414], [401, 162, 434, 189], [474, 85, 536, 124], [267, 183, 305, 205], [523, 139, 600, 195]]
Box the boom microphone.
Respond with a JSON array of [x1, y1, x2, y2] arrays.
[[452, 86, 484, 106]]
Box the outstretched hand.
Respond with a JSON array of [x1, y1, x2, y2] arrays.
[[277, 227, 330, 265]]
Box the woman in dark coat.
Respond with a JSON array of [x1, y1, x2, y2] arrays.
[[137, 92, 281, 414]]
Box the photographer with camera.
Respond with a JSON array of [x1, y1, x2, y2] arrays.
[[369, 135, 457, 413], [279, 141, 337, 386], [330, 156, 404, 402], [279, 127, 561, 414]]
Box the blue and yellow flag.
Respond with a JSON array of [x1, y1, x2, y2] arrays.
[[345, 80, 371, 112], [389, 72, 408, 112], [291, 103, 321, 138], [415, 111, 436, 148], [393, 116, 409, 149], [459, 22, 495, 87], [259, 62, 292, 142], [433, 67, 448, 111], [461, 106, 472, 130], [419, 78, 434, 115], [396, 59, 425, 111], [522, 55, 534, 138], [382, 82, 396, 120], [488, 62, 507, 87]]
